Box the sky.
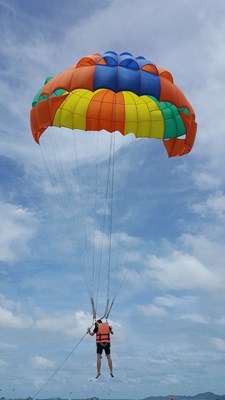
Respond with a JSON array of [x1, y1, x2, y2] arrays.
[[1, 0, 225, 398]]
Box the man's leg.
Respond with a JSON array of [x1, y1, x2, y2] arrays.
[[96, 353, 101, 378], [106, 354, 114, 377]]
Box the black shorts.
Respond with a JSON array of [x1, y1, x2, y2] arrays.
[[96, 343, 111, 355]]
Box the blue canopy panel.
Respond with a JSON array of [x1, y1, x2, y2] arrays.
[[93, 51, 160, 99]]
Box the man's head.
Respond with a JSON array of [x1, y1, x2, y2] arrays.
[[97, 319, 102, 323]]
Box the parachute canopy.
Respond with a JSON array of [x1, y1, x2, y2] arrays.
[[30, 51, 197, 157]]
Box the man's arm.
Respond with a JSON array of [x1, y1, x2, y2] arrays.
[[109, 326, 114, 335], [87, 326, 98, 336], [87, 327, 95, 336]]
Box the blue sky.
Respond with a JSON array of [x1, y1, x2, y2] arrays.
[[1, 0, 225, 398]]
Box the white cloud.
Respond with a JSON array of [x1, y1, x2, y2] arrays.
[[180, 313, 209, 324], [31, 355, 55, 370], [0, 200, 37, 262], [193, 172, 221, 191], [0, 293, 20, 311], [136, 303, 166, 317], [211, 337, 225, 352], [0, 342, 17, 350], [0, 306, 32, 328], [146, 250, 221, 291], [180, 234, 225, 276], [155, 295, 196, 308], [33, 376, 46, 389], [112, 231, 142, 248], [35, 310, 90, 337], [126, 233, 225, 294], [165, 375, 179, 385], [191, 191, 225, 218], [181, 358, 202, 369], [92, 228, 141, 251], [124, 267, 147, 290], [0, 293, 33, 328]]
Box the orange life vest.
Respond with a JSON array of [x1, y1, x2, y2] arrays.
[[96, 323, 110, 343]]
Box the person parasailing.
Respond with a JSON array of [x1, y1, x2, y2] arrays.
[[87, 319, 114, 378], [30, 50, 197, 385]]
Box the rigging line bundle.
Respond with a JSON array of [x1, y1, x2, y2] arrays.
[[41, 130, 120, 321], [40, 141, 92, 300], [93, 132, 116, 318], [106, 131, 116, 304]]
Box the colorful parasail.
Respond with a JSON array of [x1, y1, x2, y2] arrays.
[[30, 51, 197, 157]]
